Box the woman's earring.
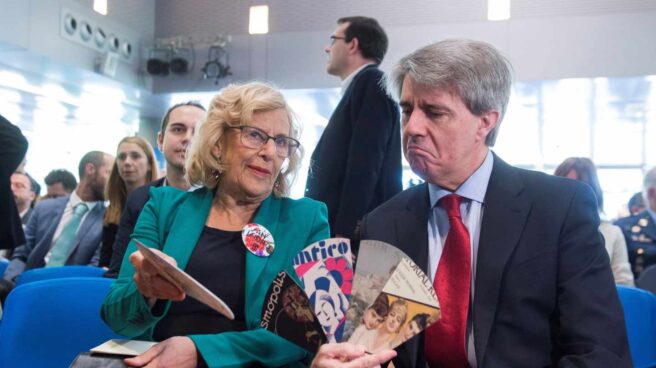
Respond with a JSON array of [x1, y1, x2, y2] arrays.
[[212, 169, 221, 180], [274, 177, 281, 189]]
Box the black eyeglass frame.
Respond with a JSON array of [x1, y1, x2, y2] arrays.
[[227, 125, 300, 158], [329, 35, 347, 44]]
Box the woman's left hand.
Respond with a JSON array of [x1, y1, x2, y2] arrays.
[[124, 336, 198, 368]]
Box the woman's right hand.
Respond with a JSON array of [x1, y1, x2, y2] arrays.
[[311, 343, 396, 368], [129, 248, 185, 304]]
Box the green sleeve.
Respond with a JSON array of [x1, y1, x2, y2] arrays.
[[100, 188, 175, 339]]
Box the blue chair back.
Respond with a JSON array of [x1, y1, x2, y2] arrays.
[[637, 265, 656, 295], [0, 277, 123, 367], [0, 257, 8, 276], [616, 285, 656, 368], [16, 265, 105, 286]]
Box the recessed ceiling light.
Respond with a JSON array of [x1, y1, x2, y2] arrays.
[[93, 0, 107, 15], [488, 0, 511, 21], [249, 5, 269, 35]]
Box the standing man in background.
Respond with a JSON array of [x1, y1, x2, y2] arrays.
[[305, 16, 402, 239], [104, 101, 205, 277]]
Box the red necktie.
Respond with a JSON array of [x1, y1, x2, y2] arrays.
[[425, 194, 472, 368]]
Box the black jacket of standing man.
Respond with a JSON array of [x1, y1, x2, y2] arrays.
[[0, 114, 28, 250], [305, 16, 402, 239]]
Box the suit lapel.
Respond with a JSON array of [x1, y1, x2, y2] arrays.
[[39, 197, 69, 254], [163, 188, 213, 270], [399, 184, 431, 273], [66, 203, 102, 259], [395, 185, 430, 368], [473, 154, 531, 364]]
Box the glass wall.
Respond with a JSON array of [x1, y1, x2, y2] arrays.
[[496, 76, 655, 218], [6, 71, 649, 218], [0, 68, 140, 191], [167, 75, 655, 218]]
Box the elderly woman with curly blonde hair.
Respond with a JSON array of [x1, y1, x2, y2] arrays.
[[102, 82, 329, 367]]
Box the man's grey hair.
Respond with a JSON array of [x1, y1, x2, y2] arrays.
[[386, 38, 513, 146]]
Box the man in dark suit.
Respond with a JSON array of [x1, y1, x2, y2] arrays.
[[305, 16, 402, 239], [1, 151, 113, 294], [0, 114, 28, 251], [353, 39, 630, 367], [103, 101, 205, 277], [615, 167, 656, 278], [10, 172, 36, 226]]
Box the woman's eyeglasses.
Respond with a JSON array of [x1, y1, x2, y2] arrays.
[[228, 125, 300, 158]]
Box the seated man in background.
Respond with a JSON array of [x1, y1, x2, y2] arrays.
[[0, 151, 113, 301], [10, 172, 37, 226], [0, 172, 39, 259], [43, 168, 78, 199], [616, 167, 656, 278], [104, 101, 205, 277]]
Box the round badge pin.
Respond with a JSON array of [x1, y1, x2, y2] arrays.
[[242, 223, 275, 257]]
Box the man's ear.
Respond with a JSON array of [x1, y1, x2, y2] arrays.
[[348, 37, 360, 56], [477, 110, 500, 143], [85, 162, 96, 177]]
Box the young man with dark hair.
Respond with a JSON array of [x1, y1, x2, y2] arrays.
[[44, 169, 78, 199], [104, 101, 205, 276], [306, 16, 402, 240]]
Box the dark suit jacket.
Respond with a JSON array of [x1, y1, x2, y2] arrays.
[[104, 177, 166, 277], [306, 65, 402, 239], [615, 210, 656, 277], [3, 195, 105, 281], [0, 114, 28, 250], [359, 154, 631, 367]]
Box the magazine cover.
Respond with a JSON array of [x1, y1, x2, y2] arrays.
[[347, 258, 440, 352], [347, 292, 440, 353], [260, 271, 327, 353], [300, 260, 349, 343], [341, 240, 406, 341], [292, 238, 354, 298]]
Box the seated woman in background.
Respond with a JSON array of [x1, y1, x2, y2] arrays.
[[101, 82, 330, 367], [554, 157, 634, 286], [99, 136, 158, 268]]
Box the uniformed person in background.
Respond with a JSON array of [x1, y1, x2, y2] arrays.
[[615, 167, 656, 278]]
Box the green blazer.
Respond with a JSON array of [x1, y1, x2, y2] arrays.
[[101, 186, 330, 367]]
